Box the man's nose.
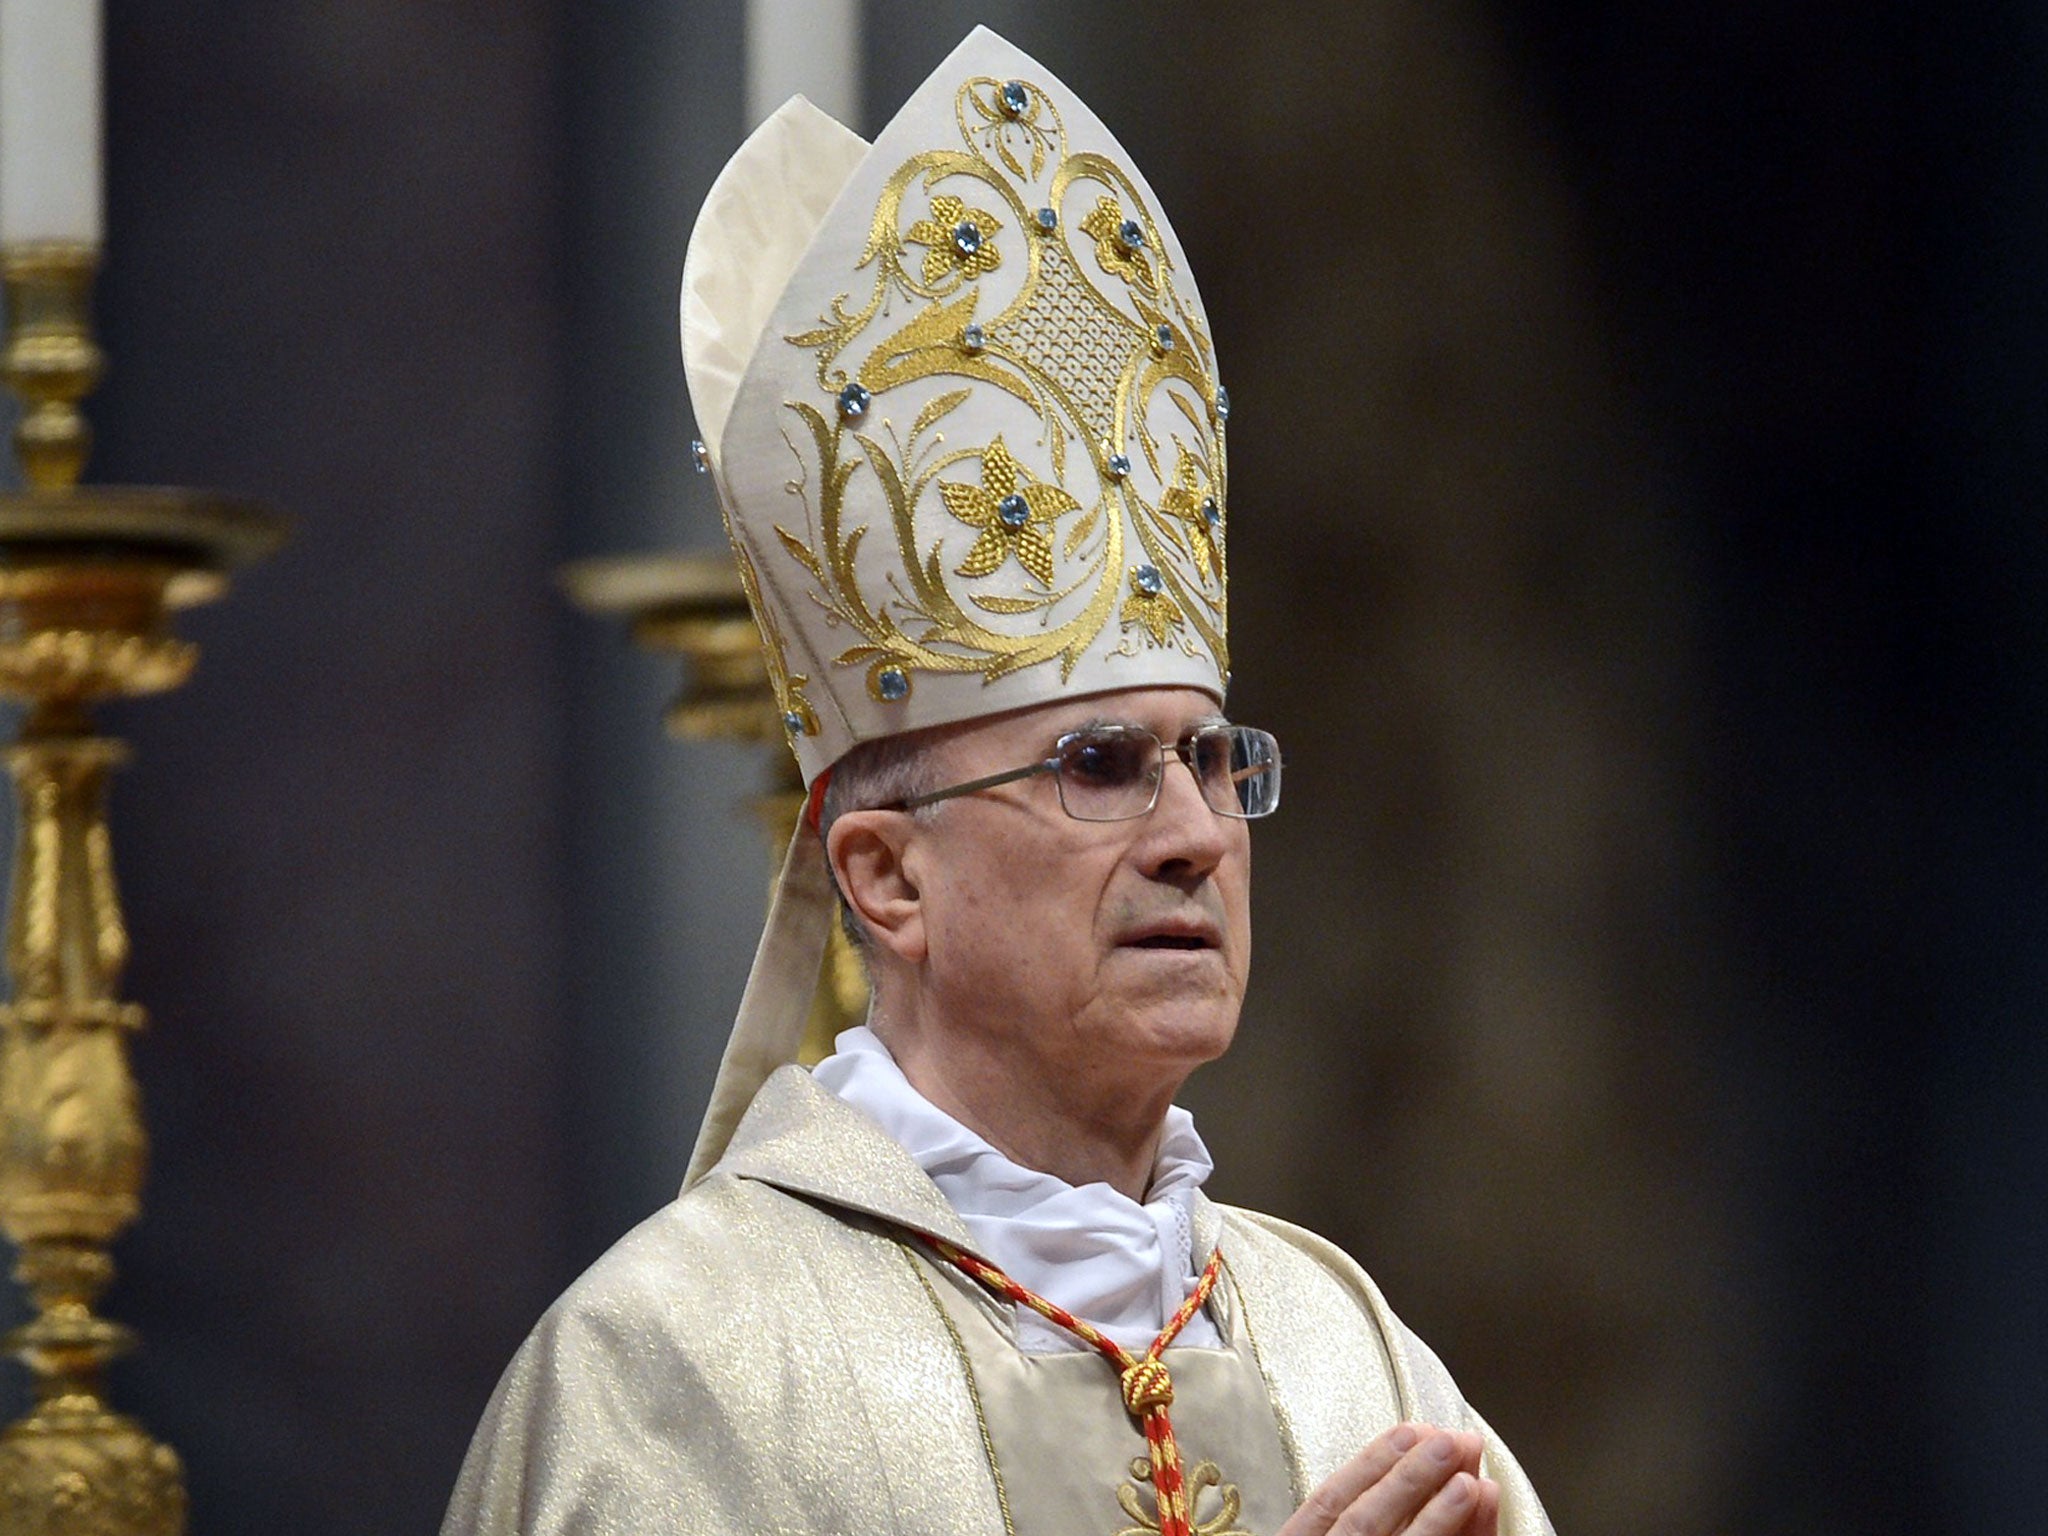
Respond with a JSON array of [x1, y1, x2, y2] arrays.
[[1139, 751, 1231, 877]]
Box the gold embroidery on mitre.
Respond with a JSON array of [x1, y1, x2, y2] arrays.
[[1079, 195, 1158, 295], [1116, 1456, 1251, 1536], [996, 237, 1129, 448], [728, 523, 819, 736], [1119, 565, 1187, 650], [961, 75, 1063, 181], [1158, 446, 1222, 586], [906, 194, 1005, 287], [767, 70, 1228, 696], [941, 435, 1081, 585]]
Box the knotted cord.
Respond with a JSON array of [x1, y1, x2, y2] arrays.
[[914, 1232, 1225, 1536]]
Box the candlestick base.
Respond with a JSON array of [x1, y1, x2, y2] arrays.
[[0, 1401, 185, 1536], [0, 486, 281, 1536], [0, 1417, 184, 1536]]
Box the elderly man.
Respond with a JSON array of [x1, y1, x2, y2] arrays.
[[444, 27, 1552, 1536]]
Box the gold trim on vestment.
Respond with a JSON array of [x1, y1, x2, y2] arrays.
[[1221, 1250, 1308, 1510], [902, 1244, 1018, 1536]]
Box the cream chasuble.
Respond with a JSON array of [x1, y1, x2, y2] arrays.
[[441, 1067, 1555, 1536]]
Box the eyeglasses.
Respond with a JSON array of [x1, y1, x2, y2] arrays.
[[890, 723, 1283, 822]]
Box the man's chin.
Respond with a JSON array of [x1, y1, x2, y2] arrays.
[[1111, 945, 1243, 1002], [1118, 1000, 1242, 1071]]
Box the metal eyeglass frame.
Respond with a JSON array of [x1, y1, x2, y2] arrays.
[[888, 723, 1282, 822]]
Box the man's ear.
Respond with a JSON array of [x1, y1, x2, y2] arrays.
[[826, 810, 927, 963]]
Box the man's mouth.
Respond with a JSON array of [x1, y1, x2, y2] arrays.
[[1122, 919, 1221, 951]]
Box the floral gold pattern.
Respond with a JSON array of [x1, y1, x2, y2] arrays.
[[906, 195, 1005, 287], [766, 71, 1228, 698], [1117, 1457, 1252, 1536], [1121, 566, 1186, 648], [1158, 447, 1222, 585], [941, 435, 1081, 585], [964, 77, 1061, 181], [1079, 196, 1157, 295]]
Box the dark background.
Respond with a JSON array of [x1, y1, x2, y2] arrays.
[[0, 3, 2037, 1533]]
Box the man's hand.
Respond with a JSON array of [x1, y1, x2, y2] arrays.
[[1276, 1423, 1500, 1536]]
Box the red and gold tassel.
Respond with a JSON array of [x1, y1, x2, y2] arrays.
[[916, 1233, 1224, 1536]]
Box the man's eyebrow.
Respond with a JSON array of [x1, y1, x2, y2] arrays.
[[1045, 713, 1122, 735], [1066, 712, 1230, 734]]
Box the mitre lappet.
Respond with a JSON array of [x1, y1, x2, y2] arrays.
[[680, 26, 1233, 1183]]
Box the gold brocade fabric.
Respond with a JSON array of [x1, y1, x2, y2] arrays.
[[440, 1069, 1555, 1536]]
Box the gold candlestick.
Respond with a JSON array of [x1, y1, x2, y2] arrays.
[[562, 552, 868, 1060], [0, 242, 283, 1534]]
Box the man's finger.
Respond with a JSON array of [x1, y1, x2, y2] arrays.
[[1292, 1429, 1476, 1536], [1404, 1473, 1506, 1536], [1401, 1471, 1483, 1536], [1275, 1423, 1421, 1536], [1361, 1433, 1477, 1536], [1469, 1474, 1502, 1536]]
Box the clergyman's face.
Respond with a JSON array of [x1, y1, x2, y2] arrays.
[[906, 686, 1253, 1090]]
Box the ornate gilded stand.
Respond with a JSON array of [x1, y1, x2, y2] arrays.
[[0, 243, 283, 1533], [562, 551, 866, 1058]]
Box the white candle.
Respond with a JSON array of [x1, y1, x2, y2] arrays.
[[0, 0, 101, 245], [745, 0, 860, 132]]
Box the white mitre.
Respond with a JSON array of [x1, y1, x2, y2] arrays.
[[680, 27, 1233, 1183]]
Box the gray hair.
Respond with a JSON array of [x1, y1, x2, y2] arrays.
[[816, 729, 946, 953]]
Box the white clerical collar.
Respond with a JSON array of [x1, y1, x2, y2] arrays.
[[811, 1025, 1222, 1353]]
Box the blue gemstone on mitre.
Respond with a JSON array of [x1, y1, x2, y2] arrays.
[[998, 493, 1030, 528], [1134, 564, 1164, 596], [1201, 496, 1221, 527], [1107, 452, 1131, 479], [952, 220, 982, 256], [690, 439, 710, 473], [1035, 206, 1058, 233], [1000, 80, 1028, 116], [1215, 385, 1231, 421], [961, 323, 985, 353], [782, 710, 807, 737], [1154, 324, 1175, 353], [1118, 217, 1145, 251], [877, 668, 910, 701], [836, 382, 871, 419]]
